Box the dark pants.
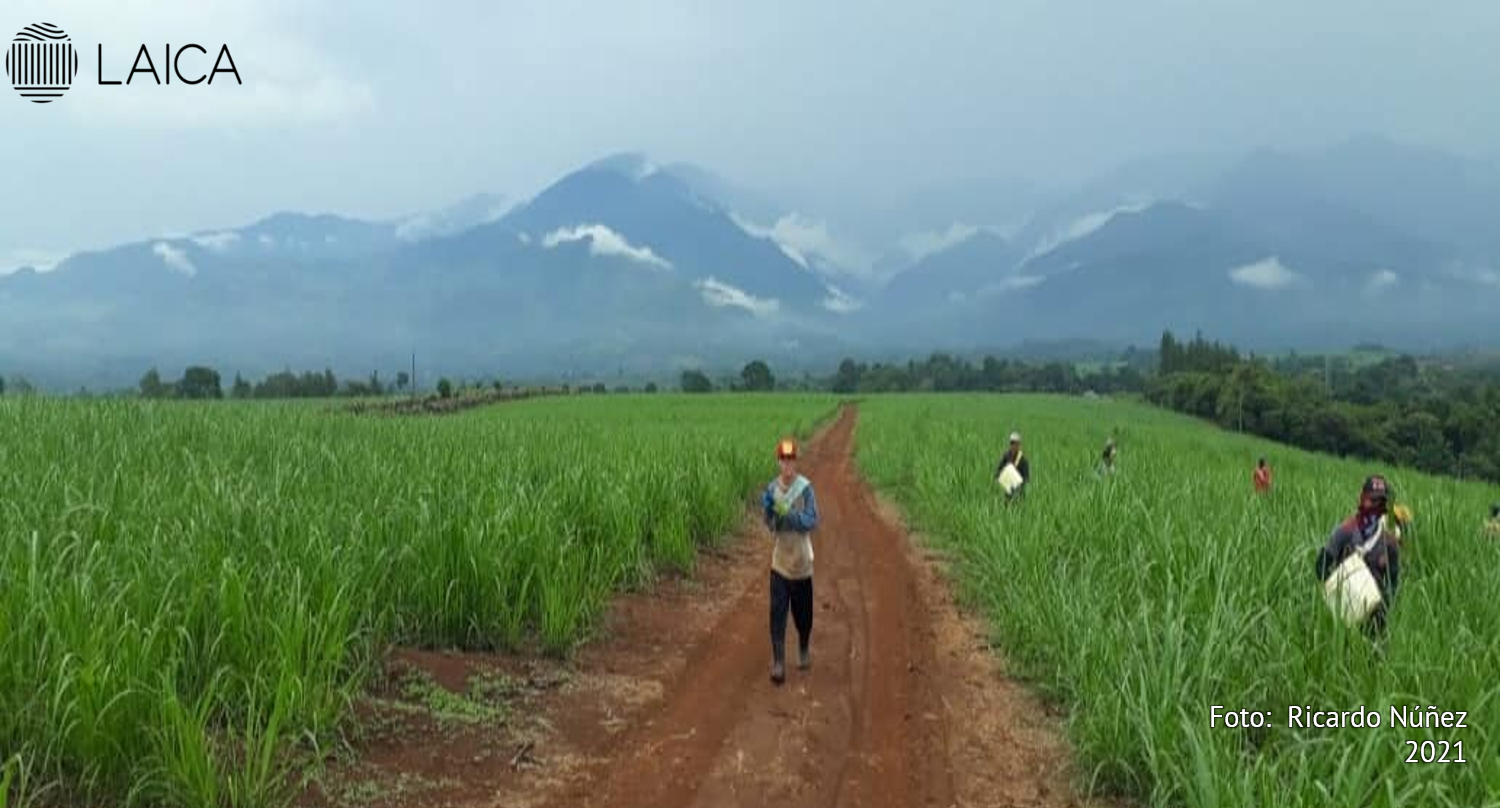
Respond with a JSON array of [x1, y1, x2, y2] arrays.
[[770, 570, 813, 660]]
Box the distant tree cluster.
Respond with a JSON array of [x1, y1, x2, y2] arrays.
[[737, 360, 776, 392], [238, 369, 337, 399], [828, 353, 1145, 395], [681, 369, 714, 393], [139, 366, 223, 399], [1148, 331, 1500, 482], [139, 366, 421, 400], [1158, 330, 1240, 375]]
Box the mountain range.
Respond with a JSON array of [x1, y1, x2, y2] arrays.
[[2, 137, 1497, 389]]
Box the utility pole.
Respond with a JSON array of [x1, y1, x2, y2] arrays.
[[411, 352, 417, 399]]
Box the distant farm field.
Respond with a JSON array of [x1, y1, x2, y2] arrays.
[[0, 395, 837, 807], [856, 394, 1500, 808]]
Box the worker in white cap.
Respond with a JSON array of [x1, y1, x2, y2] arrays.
[[994, 431, 1030, 500]]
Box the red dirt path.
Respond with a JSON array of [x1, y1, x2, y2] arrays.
[[303, 405, 1094, 808]]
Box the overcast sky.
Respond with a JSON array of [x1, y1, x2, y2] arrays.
[[3, 0, 1498, 270]]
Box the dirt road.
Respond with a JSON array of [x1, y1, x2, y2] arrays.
[[306, 405, 1089, 808]]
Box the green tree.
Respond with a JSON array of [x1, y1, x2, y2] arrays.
[[680, 370, 713, 393], [740, 360, 775, 392], [178, 366, 222, 399], [832, 358, 861, 394], [860, 363, 909, 393], [437, 378, 454, 399], [396, 371, 410, 392], [230, 373, 252, 399], [139, 368, 169, 399], [1159, 330, 1181, 374], [1387, 410, 1454, 473], [644, 382, 659, 393]]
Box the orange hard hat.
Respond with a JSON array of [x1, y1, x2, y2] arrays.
[[777, 438, 798, 460]]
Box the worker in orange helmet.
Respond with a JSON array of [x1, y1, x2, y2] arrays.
[[762, 437, 819, 685]]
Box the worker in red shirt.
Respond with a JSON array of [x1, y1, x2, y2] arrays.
[[1253, 457, 1272, 494]]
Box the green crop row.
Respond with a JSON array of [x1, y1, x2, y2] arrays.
[[0, 394, 836, 807], [856, 394, 1500, 808]]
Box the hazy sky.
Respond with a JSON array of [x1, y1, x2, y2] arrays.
[[3, 0, 1498, 270]]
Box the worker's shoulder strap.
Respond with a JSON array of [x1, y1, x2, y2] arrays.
[[776, 475, 810, 505], [1341, 516, 1383, 555], [788, 475, 810, 501]]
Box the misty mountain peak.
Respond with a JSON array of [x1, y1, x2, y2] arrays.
[[585, 152, 661, 181]]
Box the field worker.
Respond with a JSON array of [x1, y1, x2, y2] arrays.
[[763, 438, 819, 685], [1486, 504, 1500, 538], [1253, 457, 1273, 494], [1316, 475, 1401, 634], [1099, 438, 1118, 476], [995, 432, 1030, 499]]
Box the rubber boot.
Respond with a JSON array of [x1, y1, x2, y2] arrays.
[[770, 641, 786, 685], [797, 643, 811, 671]]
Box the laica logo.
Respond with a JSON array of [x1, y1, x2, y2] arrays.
[[6, 21, 243, 105], [5, 23, 79, 104]]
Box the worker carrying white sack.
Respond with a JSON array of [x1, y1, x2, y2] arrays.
[[994, 431, 1030, 501], [1316, 475, 1402, 635]]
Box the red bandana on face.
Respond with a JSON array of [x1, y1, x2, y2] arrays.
[[1356, 494, 1388, 537]]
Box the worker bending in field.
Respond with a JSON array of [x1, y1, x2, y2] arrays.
[[1316, 475, 1401, 634], [1253, 457, 1273, 494], [1486, 504, 1500, 538], [1098, 437, 1118, 476], [995, 431, 1030, 500], [763, 438, 819, 685]]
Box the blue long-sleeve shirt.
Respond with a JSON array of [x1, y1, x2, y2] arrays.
[[763, 475, 818, 534], [764, 474, 818, 579]]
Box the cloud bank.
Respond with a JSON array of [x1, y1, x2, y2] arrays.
[[152, 242, 197, 277], [542, 224, 672, 270], [1229, 257, 1301, 290], [695, 278, 780, 317]]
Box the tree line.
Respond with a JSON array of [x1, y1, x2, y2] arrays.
[[1147, 331, 1500, 483], [677, 356, 1147, 395], [13, 338, 1496, 484], [136, 367, 415, 400], [825, 355, 1146, 394]]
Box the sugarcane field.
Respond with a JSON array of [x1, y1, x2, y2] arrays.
[[5, 3, 1500, 806], [1, 388, 1495, 807]]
